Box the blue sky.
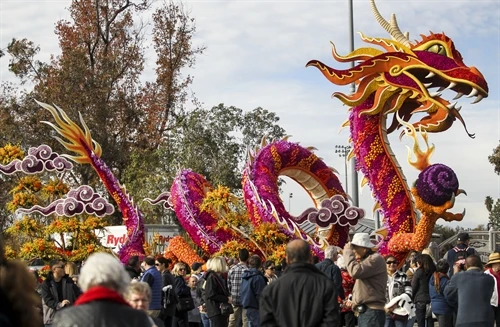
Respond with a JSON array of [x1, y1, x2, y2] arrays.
[[1, 0, 499, 229]]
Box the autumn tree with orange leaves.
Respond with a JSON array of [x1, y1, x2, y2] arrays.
[[2, 0, 205, 225]]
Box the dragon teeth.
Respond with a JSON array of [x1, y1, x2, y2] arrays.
[[423, 82, 433, 88], [425, 71, 435, 79], [447, 82, 457, 89], [437, 86, 446, 92], [471, 94, 484, 104], [453, 92, 464, 100], [466, 88, 478, 98], [456, 106, 462, 111], [429, 91, 442, 98], [446, 102, 457, 109]]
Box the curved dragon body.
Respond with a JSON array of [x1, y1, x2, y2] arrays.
[[169, 169, 238, 255], [38, 101, 146, 263], [347, 95, 415, 263], [243, 138, 363, 254], [307, 0, 488, 263]]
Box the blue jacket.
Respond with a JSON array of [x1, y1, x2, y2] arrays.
[[240, 268, 267, 309], [444, 268, 494, 326], [429, 273, 453, 315], [315, 259, 345, 299], [141, 267, 162, 310]]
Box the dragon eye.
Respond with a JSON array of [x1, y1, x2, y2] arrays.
[[426, 44, 447, 56]]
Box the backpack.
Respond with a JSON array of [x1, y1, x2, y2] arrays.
[[453, 246, 471, 262]]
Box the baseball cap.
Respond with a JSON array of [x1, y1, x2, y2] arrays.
[[457, 232, 470, 242]]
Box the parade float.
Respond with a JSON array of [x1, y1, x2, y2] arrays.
[[1, 0, 488, 266]]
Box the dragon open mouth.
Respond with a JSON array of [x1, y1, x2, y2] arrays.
[[395, 65, 489, 138]]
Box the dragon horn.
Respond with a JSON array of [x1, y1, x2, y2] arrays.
[[369, 0, 411, 48]]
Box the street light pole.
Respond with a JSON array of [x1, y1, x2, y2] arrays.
[[335, 145, 351, 195], [348, 0, 359, 207]]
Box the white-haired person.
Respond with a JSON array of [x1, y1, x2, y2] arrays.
[[126, 282, 165, 327], [203, 256, 232, 327], [52, 252, 152, 326]]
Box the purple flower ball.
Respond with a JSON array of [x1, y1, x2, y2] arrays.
[[415, 163, 458, 206]]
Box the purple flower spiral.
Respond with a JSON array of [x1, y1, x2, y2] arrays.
[[415, 164, 458, 206]]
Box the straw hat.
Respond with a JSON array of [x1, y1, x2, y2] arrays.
[[486, 252, 500, 266], [351, 233, 376, 249]]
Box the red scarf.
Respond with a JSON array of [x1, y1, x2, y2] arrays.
[[75, 286, 130, 307]]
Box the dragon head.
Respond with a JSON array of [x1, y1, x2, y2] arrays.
[[306, 0, 488, 138]]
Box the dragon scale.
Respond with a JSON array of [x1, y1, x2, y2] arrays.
[[349, 94, 415, 263]]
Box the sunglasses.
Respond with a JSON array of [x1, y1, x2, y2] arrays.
[[179, 268, 186, 271], [386, 261, 398, 265], [155, 263, 161, 266]]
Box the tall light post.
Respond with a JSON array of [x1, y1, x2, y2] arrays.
[[335, 145, 351, 195], [348, 0, 359, 207], [289, 193, 293, 212]]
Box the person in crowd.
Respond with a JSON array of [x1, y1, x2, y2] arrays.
[[227, 249, 249, 327], [443, 232, 477, 277], [156, 257, 177, 327], [241, 255, 267, 327], [274, 258, 287, 278], [337, 255, 355, 327], [343, 233, 387, 327], [188, 275, 202, 327], [484, 252, 500, 326], [141, 256, 163, 318], [316, 245, 344, 302], [197, 259, 212, 327], [203, 256, 232, 327], [429, 259, 453, 327], [260, 240, 339, 327], [191, 263, 203, 280], [403, 251, 418, 273], [172, 262, 192, 327], [52, 252, 152, 326], [0, 237, 43, 327], [41, 260, 82, 327], [412, 254, 436, 327], [405, 255, 418, 283], [64, 262, 78, 278], [384, 255, 413, 327], [444, 255, 494, 327], [227, 258, 238, 271], [262, 261, 277, 284], [421, 249, 436, 264], [125, 255, 142, 280], [126, 282, 165, 327]]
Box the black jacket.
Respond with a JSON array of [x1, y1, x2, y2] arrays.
[[161, 270, 178, 317], [125, 266, 140, 280], [315, 259, 345, 300], [260, 263, 339, 327], [203, 270, 230, 318], [41, 274, 82, 324], [412, 268, 433, 304], [52, 300, 152, 327]]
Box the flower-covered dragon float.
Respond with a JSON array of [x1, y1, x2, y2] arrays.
[[307, 0, 488, 264], [1, 0, 487, 266]]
